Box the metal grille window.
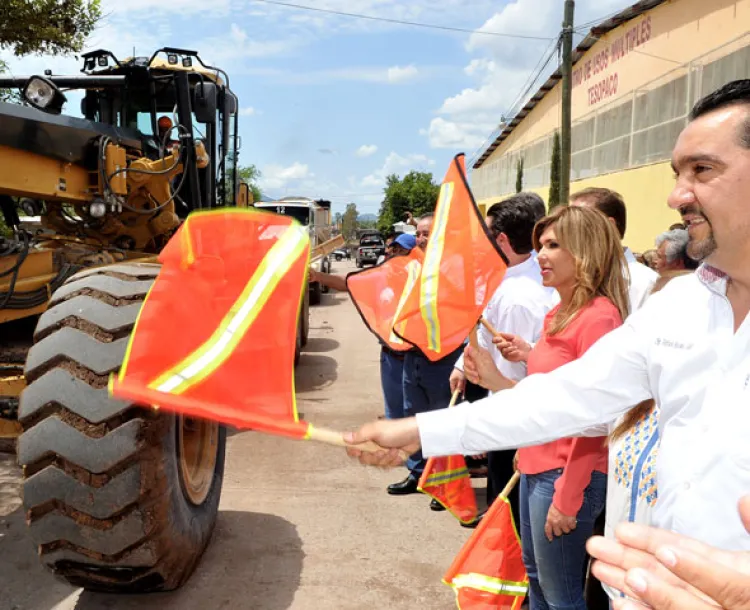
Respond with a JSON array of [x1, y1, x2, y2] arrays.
[[701, 42, 750, 98], [632, 119, 686, 166], [593, 100, 633, 173], [571, 116, 596, 180], [469, 35, 749, 200], [524, 136, 551, 189], [631, 73, 689, 166]]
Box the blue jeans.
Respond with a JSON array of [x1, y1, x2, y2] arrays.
[[402, 348, 461, 476], [520, 470, 607, 610], [380, 348, 405, 420]]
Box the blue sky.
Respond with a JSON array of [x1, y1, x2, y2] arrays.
[[2, 0, 632, 216]]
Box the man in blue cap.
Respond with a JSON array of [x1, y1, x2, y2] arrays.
[[389, 233, 417, 256]]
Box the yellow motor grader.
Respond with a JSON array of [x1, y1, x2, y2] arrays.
[[0, 47, 310, 592]]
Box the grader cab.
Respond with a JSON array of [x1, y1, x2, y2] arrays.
[[0, 48, 270, 592]]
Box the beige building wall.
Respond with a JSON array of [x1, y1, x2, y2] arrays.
[[472, 0, 750, 253]]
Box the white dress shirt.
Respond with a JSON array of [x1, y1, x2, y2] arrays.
[[418, 265, 750, 551], [455, 255, 552, 383], [624, 247, 658, 313]]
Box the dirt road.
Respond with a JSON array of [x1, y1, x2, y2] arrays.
[[0, 260, 479, 610]]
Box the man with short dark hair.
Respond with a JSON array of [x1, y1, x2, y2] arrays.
[[348, 80, 750, 606], [570, 187, 658, 312], [450, 193, 551, 523]]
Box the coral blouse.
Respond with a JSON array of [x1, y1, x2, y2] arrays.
[[517, 296, 622, 516]]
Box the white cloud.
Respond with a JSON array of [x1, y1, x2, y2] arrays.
[[423, 0, 632, 152], [423, 117, 489, 150], [248, 64, 432, 85], [260, 162, 313, 190], [101, 0, 230, 15], [361, 152, 435, 188], [244, 0, 499, 37], [356, 144, 378, 158], [198, 23, 303, 64], [387, 65, 419, 84], [238, 107, 257, 116]]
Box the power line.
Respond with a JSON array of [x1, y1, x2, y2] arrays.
[[573, 8, 626, 33], [249, 0, 554, 41], [469, 34, 561, 164], [504, 35, 561, 121]]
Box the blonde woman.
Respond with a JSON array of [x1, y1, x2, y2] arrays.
[[463, 205, 629, 610]]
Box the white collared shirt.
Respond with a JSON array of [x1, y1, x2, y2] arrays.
[[624, 247, 658, 313], [418, 265, 750, 551], [455, 256, 552, 383]]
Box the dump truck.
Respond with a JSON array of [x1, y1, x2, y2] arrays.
[[254, 197, 341, 305], [0, 47, 307, 592]]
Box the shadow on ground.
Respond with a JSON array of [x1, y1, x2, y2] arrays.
[[0, 455, 79, 610], [74, 511, 304, 610], [0, 452, 304, 610], [293, 354, 338, 393], [302, 337, 339, 354], [311, 292, 347, 308]]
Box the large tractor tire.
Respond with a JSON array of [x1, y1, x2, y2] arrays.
[[320, 258, 331, 294], [300, 286, 310, 348], [294, 283, 311, 366], [17, 263, 226, 593], [309, 281, 322, 306]]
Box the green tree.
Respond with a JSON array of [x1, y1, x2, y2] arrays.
[[236, 164, 263, 203], [0, 60, 20, 103], [377, 171, 440, 233], [1, 0, 101, 56], [341, 202, 359, 242], [515, 157, 524, 193], [548, 131, 562, 210]]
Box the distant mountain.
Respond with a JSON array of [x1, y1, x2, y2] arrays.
[[357, 213, 378, 222]]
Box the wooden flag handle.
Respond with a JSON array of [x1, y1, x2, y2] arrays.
[[480, 317, 513, 349], [479, 317, 500, 337], [309, 391, 461, 459], [499, 471, 521, 500], [306, 425, 410, 461], [469, 325, 480, 350]]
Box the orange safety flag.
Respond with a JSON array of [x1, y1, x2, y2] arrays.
[[418, 454, 478, 524], [346, 247, 424, 352], [443, 487, 528, 609], [110, 208, 314, 439], [392, 154, 507, 361]]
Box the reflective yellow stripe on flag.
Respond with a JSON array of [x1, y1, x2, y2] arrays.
[[180, 216, 197, 269], [420, 181, 454, 353], [452, 573, 528, 597], [390, 259, 422, 345], [148, 224, 309, 395], [423, 466, 470, 486]]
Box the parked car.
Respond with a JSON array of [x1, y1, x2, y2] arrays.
[[333, 249, 347, 261], [356, 235, 385, 268]]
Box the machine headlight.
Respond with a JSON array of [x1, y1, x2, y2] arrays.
[[22, 76, 67, 114], [89, 201, 107, 218]]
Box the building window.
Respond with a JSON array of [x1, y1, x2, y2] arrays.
[[470, 35, 749, 200]]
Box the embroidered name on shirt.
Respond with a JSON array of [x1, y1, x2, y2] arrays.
[[655, 338, 694, 350]]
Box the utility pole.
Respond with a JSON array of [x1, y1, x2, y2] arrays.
[[560, 0, 575, 205]]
